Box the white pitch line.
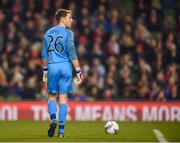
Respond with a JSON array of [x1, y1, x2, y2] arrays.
[[153, 129, 168, 143]]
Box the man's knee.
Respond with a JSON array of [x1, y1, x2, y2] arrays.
[[59, 94, 68, 104], [48, 93, 58, 100]]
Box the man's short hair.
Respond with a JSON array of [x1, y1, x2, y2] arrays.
[[55, 9, 72, 23]]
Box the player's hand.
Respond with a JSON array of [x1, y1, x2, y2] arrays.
[[75, 68, 84, 85], [42, 66, 48, 89]]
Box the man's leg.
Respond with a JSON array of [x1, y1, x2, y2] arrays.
[[48, 93, 58, 137], [58, 94, 68, 137]]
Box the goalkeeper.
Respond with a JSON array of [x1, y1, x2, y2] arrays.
[[41, 9, 84, 138]]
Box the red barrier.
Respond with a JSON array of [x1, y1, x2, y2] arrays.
[[0, 101, 179, 121]]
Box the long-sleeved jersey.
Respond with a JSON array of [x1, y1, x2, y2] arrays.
[[41, 26, 77, 64]]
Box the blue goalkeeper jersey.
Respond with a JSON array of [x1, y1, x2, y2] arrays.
[[41, 26, 78, 63]]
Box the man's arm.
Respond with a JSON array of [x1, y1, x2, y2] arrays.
[[71, 59, 80, 70], [41, 37, 48, 83], [42, 59, 48, 83], [71, 59, 84, 84], [67, 30, 84, 85], [42, 58, 48, 67]]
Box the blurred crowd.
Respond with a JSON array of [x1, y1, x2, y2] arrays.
[[0, 0, 179, 101]]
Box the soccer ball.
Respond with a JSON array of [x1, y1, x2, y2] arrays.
[[104, 121, 119, 134]]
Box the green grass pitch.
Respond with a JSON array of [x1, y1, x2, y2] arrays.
[[0, 121, 179, 142]]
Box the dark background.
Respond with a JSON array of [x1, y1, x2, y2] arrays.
[[0, 0, 179, 101]]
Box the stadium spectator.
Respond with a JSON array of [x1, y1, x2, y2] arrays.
[[0, 0, 179, 101]]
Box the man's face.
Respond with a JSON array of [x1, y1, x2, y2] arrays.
[[64, 13, 73, 28]]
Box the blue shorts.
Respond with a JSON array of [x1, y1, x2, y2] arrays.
[[47, 62, 72, 94]]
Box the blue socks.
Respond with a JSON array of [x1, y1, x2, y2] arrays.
[[58, 104, 67, 134], [48, 100, 67, 134], [48, 99, 57, 124]]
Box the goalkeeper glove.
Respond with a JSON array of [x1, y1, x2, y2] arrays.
[[42, 66, 48, 83], [75, 68, 84, 85]]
